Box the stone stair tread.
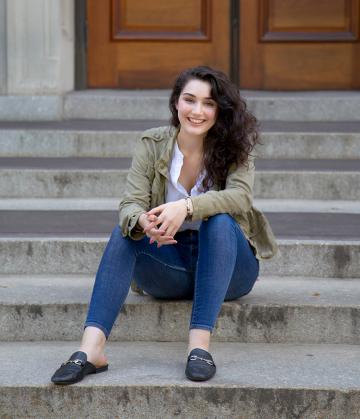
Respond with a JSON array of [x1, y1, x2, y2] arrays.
[[62, 90, 360, 122], [1, 119, 360, 133], [66, 89, 360, 98], [1, 156, 359, 171], [2, 236, 356, 277], [1, 124, 359, 160], [0, 274, 359, 307], [1, 275, 359, 343], [1, 198, 360, 213], [1, 340, 359, 389], [0, 210, 359, 240]]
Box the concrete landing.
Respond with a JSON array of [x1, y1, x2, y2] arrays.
[[0, 341, 359, 418], [1, 341, 359, 388]]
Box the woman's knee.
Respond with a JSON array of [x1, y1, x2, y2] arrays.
[[107, 225, 134, 250], [200, 213, 236, 233], [199, 213, 237, 237], [224, 283, 255, 301]]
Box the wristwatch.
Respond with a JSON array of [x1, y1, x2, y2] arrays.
[[184, 197, 193, 220]]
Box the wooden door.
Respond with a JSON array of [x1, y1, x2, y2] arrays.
[[240, 0, 360, 89], [87, 0, 230, 88]]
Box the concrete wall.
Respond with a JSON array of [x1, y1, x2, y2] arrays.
[[1, 0, 74, 95]]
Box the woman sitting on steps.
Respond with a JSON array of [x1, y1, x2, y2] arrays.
[[51, 65, 277, 384]]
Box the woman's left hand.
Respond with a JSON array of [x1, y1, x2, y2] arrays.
[[144, 200, 188, 240]]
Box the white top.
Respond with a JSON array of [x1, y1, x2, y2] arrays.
[[165, 140, 207, 231]]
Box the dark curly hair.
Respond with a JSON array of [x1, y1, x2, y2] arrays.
[[169, 66, 259, 190]]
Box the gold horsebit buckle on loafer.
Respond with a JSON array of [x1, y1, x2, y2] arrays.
[[62, 359, 85, 367], [189, 355, 214, 366]]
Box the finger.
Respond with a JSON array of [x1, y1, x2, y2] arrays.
[[157, 239, 177, 247], [149, 233, 174, 243], [143, 221, 162, 233], [147, 227, 166, 237], [146, 205, 165, 215], [157, 220, 170, 234], [166, 227, 179, 238], [157, 233, 175, 242], [150, 237, 176, 246]]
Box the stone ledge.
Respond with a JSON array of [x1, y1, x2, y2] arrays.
[[0, 238, 359, 277], [0, 168, 359, 199], [0, 96, 63, 121], [2, 91, 360, 121], [0, 276, 360, 343], [0, 341, 360, 418]]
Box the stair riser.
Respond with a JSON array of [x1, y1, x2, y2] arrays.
[[1, 170, 359, 199], [1, 93, 360, 121], [0, 96, 62, 121], [0, 130, 137, 158], [0, 240, 358, 278], [1, 303, 359, 344], [63, 95, 360, 121], [1, 130, 359, 159], [0, 386, 359, 419]]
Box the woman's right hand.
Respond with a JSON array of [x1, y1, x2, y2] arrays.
[[138, 213, 177, 247]]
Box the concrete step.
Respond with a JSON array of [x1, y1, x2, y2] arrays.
[[0, 341, 359, 418], [62, 90, 360, 121], [1, 198, 360, 213], [0, 235, 358, 278], [1, 90, 360, 122], [1, 158, 359, 199], [1, 275, 359, 344], [0, 210, 359, 241], [0, 120, 360, 159]]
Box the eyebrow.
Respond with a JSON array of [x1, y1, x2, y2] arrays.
[[182, 92, 214, 100]]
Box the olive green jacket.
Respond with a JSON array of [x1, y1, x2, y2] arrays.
[[119, 126, 278, 260]]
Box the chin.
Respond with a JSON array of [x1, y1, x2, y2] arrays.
[[184, 122, 210, 135]]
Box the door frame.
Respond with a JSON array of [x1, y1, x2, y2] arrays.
[[74, 0, 240, 89]]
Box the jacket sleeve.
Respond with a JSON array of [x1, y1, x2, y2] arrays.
[[190, 157, 255, 221], [118, 137, 152, 240]]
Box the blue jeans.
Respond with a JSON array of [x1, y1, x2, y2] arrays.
[[85, 214, 259, 338]]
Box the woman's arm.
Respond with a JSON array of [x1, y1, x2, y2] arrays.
[[190, 158, 255, 220], [145, 158, 254, 239], [118, 137, 152, 239], [118, 135, 179, 245]]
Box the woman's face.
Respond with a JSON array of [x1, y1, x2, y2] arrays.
[[176, 79, 218, 138]]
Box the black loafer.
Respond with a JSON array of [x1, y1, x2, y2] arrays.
[[51, 351, 108, 385], [185, 348, 216, 381]]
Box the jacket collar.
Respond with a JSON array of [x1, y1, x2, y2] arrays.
[[154, 126, 180, 179]]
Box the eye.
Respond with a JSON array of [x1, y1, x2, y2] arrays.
[[205, 102, 215, 107], [184, 98, 194, 103]]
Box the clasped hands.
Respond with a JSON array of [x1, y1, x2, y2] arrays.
[[138, 200, 188, 248]]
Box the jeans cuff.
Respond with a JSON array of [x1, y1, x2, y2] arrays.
[[84, 321, 110, 340], [189, 323, 214, 333]]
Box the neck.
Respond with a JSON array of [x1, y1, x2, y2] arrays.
[[177, 128, 204, 157]]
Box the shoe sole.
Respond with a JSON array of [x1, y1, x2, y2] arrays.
[[185, 368, 216, 382], [51, 364, 109, 385]]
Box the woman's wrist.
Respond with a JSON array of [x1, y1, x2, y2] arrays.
[[137, 213, 148, 229], [184, 197, 193, 219]]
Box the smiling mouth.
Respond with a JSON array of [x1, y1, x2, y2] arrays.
[[188, 117, 206, 125]]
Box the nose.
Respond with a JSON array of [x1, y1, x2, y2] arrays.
[[193, 101, 203, 115]]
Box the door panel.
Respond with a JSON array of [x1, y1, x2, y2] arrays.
[[240, 0, 360, 89], [87, 0, 230, 88]]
